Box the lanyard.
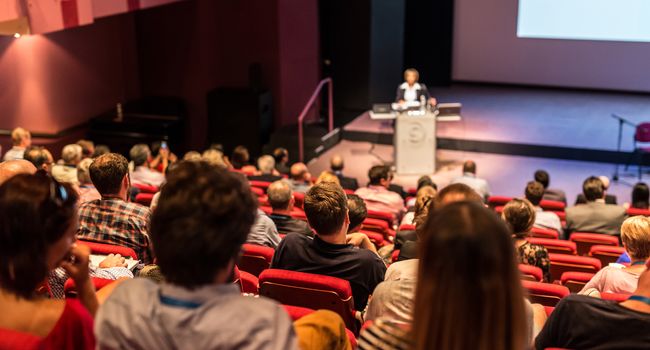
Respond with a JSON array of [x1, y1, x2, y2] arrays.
[[159, 292, 202, 309], [628, 295, 650, 306]]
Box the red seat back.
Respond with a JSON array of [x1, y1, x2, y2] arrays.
[[527, 237, 577, 255], [570, 233, 619, 256], [293, 192, 305, 209], [259, 269, 357, 333], [560, 271, 595, 293], [487, 196, 513, 208], [135, 193, 155, 206], [250, 187, 265, 197], [601, 292, 631, 302], [518, 264, 543, 282], [239, 244, 275, 277], [366, 210, 394, 228], [362, 218, 395, 240], [635, 122, 650, 143], [64, 277, 115, 297], [77, 240, 138, 260], [589, 245, 626, 267], [522, 280, 570, 307], [398, 224, 416, 231], [359, 230, 386, 248], [249, 180, 272, 192], [530, 227, 559, 239], [549, 253, 601, 282], [132, 183, 159, 194], [539, 200, 566, 212], [626, 207, 650, 216]]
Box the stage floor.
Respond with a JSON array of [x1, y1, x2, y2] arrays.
[[343, 84, 650, 153]]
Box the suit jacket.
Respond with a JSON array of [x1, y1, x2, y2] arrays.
[[336, 174, 359, 191], [248, 174, 283, 183], [565, 202, 626, 236], [395, 82, 430, 102], [575, 194, 617, 205], [543, 188, 567, 205]]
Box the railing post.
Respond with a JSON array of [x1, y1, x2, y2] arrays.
[[328, 78, 333, 132], [297, 78, 333, 163]]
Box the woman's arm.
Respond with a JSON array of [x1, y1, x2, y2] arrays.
[[61, 244, 99, 317]]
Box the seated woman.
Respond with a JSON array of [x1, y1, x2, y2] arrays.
[[580, 215, 650, 296], [503, 199, 551, 283], [396, 68, 437, 106], [360, 202, 534, 349], [0, 174, 96, 349], [629, 182, 650, 210]]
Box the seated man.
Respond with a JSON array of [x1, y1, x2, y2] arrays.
[[267, 180, 313, 237], [272, 182, 386, 311], [575, 175, 617, 205], [525, 181, 564, 237], [77, 153, 154, 264], [566, 176, 626, 236], [331, 155, 358, 190], [535, 258, 650, 349], [3, 127, 31, 161], [246, 209, 282, 248], [289, 162, 312, 193], [129, 144, 165, 187], [51, 144, 83, 185], [0, 160, 36, 185], [534, 170, 567, 204], [346, 194, 367, 234], [23, 146, 54, 173], [95, 161, 298, 349], [450, 160, 490, 200], [248, 155, 283, 183], [355, 165, 406, 221]]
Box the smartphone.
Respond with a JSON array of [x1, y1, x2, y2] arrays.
[[161, 141, 168, 149]]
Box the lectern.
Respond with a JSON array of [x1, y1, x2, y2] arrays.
[[394, 112, 436, 175]]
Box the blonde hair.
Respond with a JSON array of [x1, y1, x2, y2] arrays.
[[11, 127, 30, 146], [201, 149, 227, 168], [315, 170, 340, 185], [183, 151, 201, 161], [404, 68, 420, 81], [621, 216, 650, 260]]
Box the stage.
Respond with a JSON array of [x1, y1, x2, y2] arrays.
[[306, 84, 650, 204]]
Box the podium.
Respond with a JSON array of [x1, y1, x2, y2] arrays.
[[395, 112, 436, 175]]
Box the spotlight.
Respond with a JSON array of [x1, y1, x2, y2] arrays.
[[13, 33, 21, 38]]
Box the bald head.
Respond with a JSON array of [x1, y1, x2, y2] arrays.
[[330, 155, 344, 171], [462, 160, 476, 174], [0, 160, 37, 185], [290, 162, 310, 182]]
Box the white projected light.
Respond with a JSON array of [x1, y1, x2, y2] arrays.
[[517, 0, 650, 43]]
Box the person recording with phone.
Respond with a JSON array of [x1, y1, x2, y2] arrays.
[[149, 141, 178, 174]]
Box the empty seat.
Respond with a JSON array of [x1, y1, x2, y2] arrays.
[[487, 196, 513, 208], [522, 280, 570, 307], [549, 253, 601, 282], [77, 240, 138, 260], [527, 238, 577, 255], [239, 244, 275, 277], [589, 245, 626, 267], [259, 269, 357, 333], [239, 270, 259, 295], [531, 227, 560, 239], [539, 200, 566, 212], [560, 271, 595, 293], [293, 192, 305, 209], [570, 233, 619, 256], [519, 264, 543, 282]]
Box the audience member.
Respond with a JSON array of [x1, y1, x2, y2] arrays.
[[182, 151, 202, 161], [76, 139, 95, 159], [23, 145, 54, 173], [0, 174, 96, 348], [534, 169, 567, 204], [524, 181, 564, 237], [273, 147, 290, 175], [565, 176, 626, 236], [330, 155, 358, 190], [346, 194, 368, 234], [630, 182, 650, 209], [315, 170, 340, 185], [76, 158, 101, 203], [272, 182, 386, 311], [2, 127, 31, 161], [289, 162, 312, 193], [536, 258, 650, 349], [503, 199, 551, 282], [405, 175, 437, 207], [91, 145, 110, 158], [51, 144, 83, 185], [450, 160, 491, 200], [248, 155, 283, 182], [575, 175, 617, 205], [129, 144, 165, 187], [95, 161, 298, 349], [77, 153, 154, 264], [149, 141, 178, 174], [0, 159, 37, 185], [267, 180, 313, 237], [231, 145, 257, 174], [355, 165, 406, 222], [580, 216, 650, 296], [201, 149, 228, 168], [362, 202, 529, 350], [401, 185, 436, 227], [246, 208, 282, 248]]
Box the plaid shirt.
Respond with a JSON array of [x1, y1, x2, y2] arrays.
[[78, 199, 154, 264]]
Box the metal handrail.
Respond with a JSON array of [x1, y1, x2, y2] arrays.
[[298, 78, 333, 162]]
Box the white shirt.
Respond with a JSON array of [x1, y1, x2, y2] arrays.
[[400, 82, 421, 102], [2, 146, 25, 161]]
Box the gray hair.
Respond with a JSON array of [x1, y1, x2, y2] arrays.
[[129, 144, 151, 166], [62, 144, 83, 164], [77, 158, 94, 184], [202, 149, 227, 169], [267, 180, 293, 210], [257, 155, 276, 174]]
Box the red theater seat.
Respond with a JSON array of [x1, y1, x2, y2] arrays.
[[601, 292, 630, 302], [539, 200, 566, 212], [250, 186, 265, 197], [362, 218, 395, 240], [626, 207, 650, 216], [293, 192, 305, 209], [249, 180, 272, 192], [527, 238, 577, 255], [519, 264, 543, 282], [391, 249, 401, 263], [589, 245, 626, 267], [239, 244, 274, 277], [522, 280, 570, 307], [366, 209, 394, 228], [560, 271, 595, 293], [77, 240, 138, 260], [570, 233, 619, 256], [239, 270, 259, 294], [549, 253, 601, 282], [531, 227, 560, 239], [398, 224, 416, 231], [64, 277, 115, 298], [258, 269, 357, 334], [134, 192, 154, 206], [132, 183, 159, 194], [359, 230, 386, 248], [487, 195, 512, 208]]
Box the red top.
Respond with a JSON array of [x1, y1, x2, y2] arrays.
[[0, 299, 95, 350]]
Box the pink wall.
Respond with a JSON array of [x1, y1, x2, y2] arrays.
[[0, 14, 140, 156]]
